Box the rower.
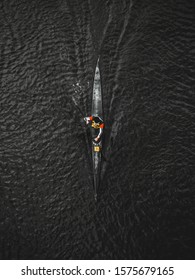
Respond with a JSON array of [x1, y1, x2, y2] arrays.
[[84, 115, 104, 143]]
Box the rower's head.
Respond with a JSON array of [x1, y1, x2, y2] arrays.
[[92, 116, 100, 129], [93, 117, 100, 124]]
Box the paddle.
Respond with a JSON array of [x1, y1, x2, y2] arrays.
[[71, 96, 91, 146]]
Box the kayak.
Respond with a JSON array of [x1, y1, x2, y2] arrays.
[[91, 57, 103, 201]]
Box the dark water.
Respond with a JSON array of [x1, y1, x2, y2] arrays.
[[0, 0, 195, 259]]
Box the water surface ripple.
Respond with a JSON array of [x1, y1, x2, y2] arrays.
[[0, 0, 194, 259]]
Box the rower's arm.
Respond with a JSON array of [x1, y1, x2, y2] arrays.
[[84, 116, 93, 124], [97, 127, 103, 139], [97, 123, 104, 139]]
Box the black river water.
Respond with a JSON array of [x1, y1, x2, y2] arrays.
[[0, 0, 194, 259]]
